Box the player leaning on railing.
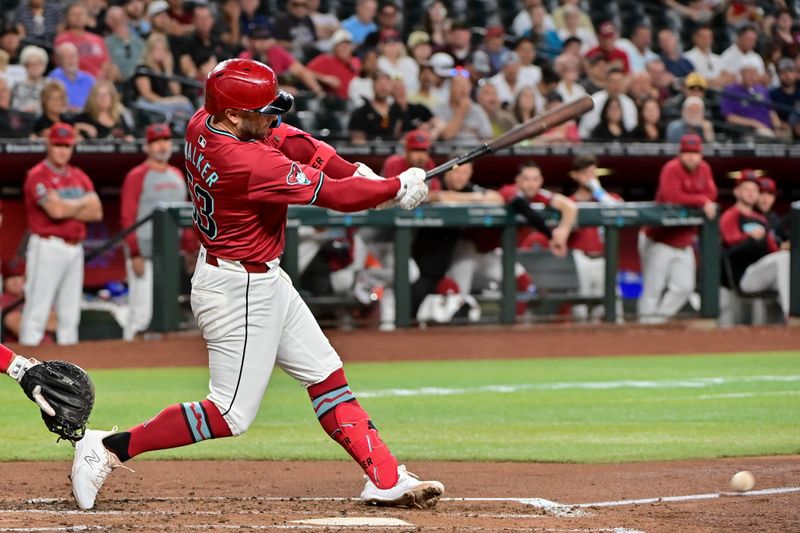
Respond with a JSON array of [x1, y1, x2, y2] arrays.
[[70, 58, 444, 511]]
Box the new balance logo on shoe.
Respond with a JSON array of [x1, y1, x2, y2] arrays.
[[84, 450, 101, 467]]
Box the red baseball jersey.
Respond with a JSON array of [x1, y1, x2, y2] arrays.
[[567, 193, 623, 255], [499, 184, 555, 248], [24, 159, 96, 240], [381, 154, 435, 177], [645, 157, 717, 249]]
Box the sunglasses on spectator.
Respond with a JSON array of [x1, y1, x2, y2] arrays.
[[688, 85, 706, 91], [451, 68, 470, 78]]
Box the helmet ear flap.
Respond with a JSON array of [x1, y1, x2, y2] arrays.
[[257, 90, 294, 115]]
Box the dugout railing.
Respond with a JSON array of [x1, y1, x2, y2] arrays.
[[149, 201, 783, 331]]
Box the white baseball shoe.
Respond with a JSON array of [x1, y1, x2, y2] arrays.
[[360, 465, 444, 509], [71, 427, 124, 510]]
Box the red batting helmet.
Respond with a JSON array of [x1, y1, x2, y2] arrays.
[[204, 58, 294, 116]]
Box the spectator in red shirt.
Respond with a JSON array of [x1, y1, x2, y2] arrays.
[[638, 134, 717, 323], [54, 2, 111, 79], [585, 21, 629, 74], [382, 129, 436, 176], [307, 29, 360, 101]]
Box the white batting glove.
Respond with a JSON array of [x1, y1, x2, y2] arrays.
[[354, 162, 383, 180], [395, 168, 428, 210]]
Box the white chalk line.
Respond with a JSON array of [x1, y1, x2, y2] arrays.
[[0, 528, 643, 533], [355, 375, 800, 399]]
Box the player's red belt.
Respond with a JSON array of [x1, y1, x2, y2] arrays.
[[205, 253, 270, 273]]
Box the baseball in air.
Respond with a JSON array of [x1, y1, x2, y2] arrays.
[[729, 471, 755, 492]]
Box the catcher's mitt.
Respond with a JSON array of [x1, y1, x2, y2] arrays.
[[19, 360, 95, 443]]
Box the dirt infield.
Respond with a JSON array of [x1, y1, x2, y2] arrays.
[[2, 324, 799, 532]]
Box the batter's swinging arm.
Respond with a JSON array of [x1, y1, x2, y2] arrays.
[[425, 95, 594, 181]]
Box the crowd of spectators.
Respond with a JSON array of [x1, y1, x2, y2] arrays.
[[0, 0, 798, 142]]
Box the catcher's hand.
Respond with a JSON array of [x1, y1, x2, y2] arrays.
[[8, 356, 95, 443]]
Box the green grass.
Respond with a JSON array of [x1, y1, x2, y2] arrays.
[[1, 352, 799, 462]]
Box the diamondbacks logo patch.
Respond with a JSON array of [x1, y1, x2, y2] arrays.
[[198, 135, 206, 148], [286, 162, 311, 185]]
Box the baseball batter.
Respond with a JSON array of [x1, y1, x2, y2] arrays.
[[20, 123, 103, 346], [120, 123, 187, 341], [71, 59, 441, 510], [638, 134, 717, 323]]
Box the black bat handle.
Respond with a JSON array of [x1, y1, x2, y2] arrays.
[[425, 144, 491, 181]]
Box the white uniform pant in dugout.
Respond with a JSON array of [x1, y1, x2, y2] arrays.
[[20, 234, 84, 346], [739, 250, 790, 315], [124, 257, 153, 341], [191, 247, 343, 435], [637, 232, 695, 323]]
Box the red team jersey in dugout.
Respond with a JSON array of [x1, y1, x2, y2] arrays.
[[24, 160, 95, 240], [184, 110, 327, 263]]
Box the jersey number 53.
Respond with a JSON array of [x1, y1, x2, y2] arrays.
[[187, 177, 218, 240]]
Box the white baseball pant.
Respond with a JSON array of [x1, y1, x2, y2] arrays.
[[19, 235, 83, 346], [124, 257, 153, 341], [739, 250, 790, 316], [191, 247, 343, 435], [637, 232, 695, 323], [571, 250, 624, 320]]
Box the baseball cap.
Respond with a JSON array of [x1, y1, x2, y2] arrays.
[[48, 122, 76, 146], [735, 168, 761, 186], [405, 129, 431, 151], [598, 21, 616, 39], [332, 28, 353, 46], [407, 30, 431, 49], [679, 133, 702, 153], [146, 123, 171, 143], [758, 176, 776, 193], [146, 0, 169, 18], [485, 25, 504, 39], [777, 57, 796, 72], [251, 27, 272, 40], [428, 52, 455, 77], [684, 72, 708, 89]]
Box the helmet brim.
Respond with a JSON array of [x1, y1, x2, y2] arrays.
[[249, 90, 294, 115]]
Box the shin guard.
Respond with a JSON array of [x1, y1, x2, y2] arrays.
[[333, 402, 399, 489]]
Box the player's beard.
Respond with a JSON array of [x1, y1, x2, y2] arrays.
[[239, 116, 271, 141]]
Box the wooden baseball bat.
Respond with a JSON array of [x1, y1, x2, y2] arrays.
[[425, 95, 594, 181]]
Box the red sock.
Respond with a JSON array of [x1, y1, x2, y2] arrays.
[[308, 368, 399, 489], [0, 344, 14, 374], [103, 400, 232, 461]]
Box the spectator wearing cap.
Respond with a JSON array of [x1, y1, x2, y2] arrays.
[[307, 29, 361, 100], [0, 77, 32, 137], [756, 176, 789, 247], [662, 71, 708, 121], [638, 134, 717, 324], [666, 95, 715, 142], [73, 80, 135, 140], [476, 81, 518, 135], [407, 30, 433, 66], [363, 2, 401, 50], [684, 25, 735, 89], [721, 59, 787, 139], [272, 0, 319, 62], [239, 28, 325, 96], [554, 53, 587, 103], [177, 5, 231, 80], [10, 45, 48, 115], [657, 28, 694, 78], [720, 25, 769, 85], [14, 0, 64, 44], [341, 0, 377, 46], [512, 0, 556, 37], [578, 67, 638, 138], [615, 24, 658, 74], [145, 0, 173, 37], [48, 43, 96, 113], [54, 3, 111, 80], [105, 6, 145, 83], [120, 123, 187, 341], [377, 30, 419, 95], [489, 51, 528, 107], [522, 5, 563, 60], [435, 69, 491, 142], [719, 170, 790, 320], [585, 21, 630, 74], [133, 33, 196, 123], [20, 122, 103, 345], [382, 129, 436, 177], [769, 58, 800, 126], [556, 4, 597, 57], [479, 25, 510, 75]]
